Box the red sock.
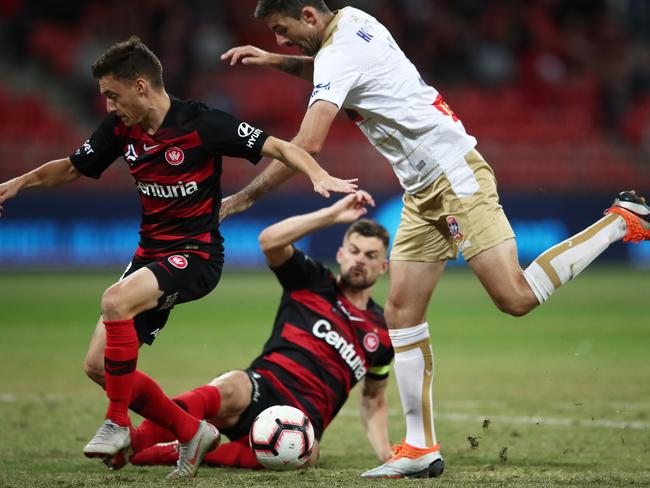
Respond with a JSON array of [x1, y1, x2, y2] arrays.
[[130, 384, 222, 452], [104, 319, 138, 426], [130, 442, 179, 466], [131, 438, 262, 469], [173, 385, 221, 419], [204, 437, 262, 469], [130, 420, 175, 453], [129, 370, 200, 443]]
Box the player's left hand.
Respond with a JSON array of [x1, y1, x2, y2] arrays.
[[329, 190, 375, 224], [313, 176, 358, 198]]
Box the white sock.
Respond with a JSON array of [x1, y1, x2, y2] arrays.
[[523, 214, 626, 303], [389, 322, 437, 449]]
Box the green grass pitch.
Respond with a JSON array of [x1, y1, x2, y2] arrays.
[[1, 267, 649, 487]]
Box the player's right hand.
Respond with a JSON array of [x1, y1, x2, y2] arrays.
[[221, 45, 274, 67], [330, 190, 375, 224], [0, 180, 19, 217], [219, 192, 254, 222]]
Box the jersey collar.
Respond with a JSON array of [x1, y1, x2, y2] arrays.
[[319, 8, 344, 52], [157, 95, 181, 131]]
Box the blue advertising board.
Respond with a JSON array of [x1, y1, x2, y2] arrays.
[[0, 191, 647, 268]]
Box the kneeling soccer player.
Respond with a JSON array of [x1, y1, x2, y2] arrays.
[[104, 191, 398, 471]]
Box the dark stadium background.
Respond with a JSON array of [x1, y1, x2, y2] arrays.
[[0, 0, 649, 268]]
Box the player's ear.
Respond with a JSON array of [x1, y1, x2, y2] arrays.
[[301, 6, 318, 26], [336, 246, 344, 264], [135, 78, 147, 96], [380, 258, 389, 275]]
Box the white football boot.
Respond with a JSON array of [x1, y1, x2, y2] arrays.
[[167, 420, 220, 478], [83, 419, 130, 458], [361, 440, 444, 479]]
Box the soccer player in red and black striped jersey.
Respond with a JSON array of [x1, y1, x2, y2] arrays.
[[106, 191, 395, 470], [0, 36, 357, 478]]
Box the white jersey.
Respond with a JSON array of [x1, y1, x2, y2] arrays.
[[310, 7, 478, 195]]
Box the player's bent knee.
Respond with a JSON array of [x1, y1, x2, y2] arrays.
[[100, 285, 129, 318], [83, 358, 105, 385], [209, 370, 250, 402], [383, 299, 402, 327], [384, 298, 423, 329]]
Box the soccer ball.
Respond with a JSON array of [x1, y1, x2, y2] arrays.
[[249, 405, 315, 470]]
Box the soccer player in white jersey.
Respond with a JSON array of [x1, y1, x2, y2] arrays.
[[219, 0, 650, 479]]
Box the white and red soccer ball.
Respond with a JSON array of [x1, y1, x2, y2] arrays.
[[249, 405, 315, 470]]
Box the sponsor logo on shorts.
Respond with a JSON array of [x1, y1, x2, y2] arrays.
[[250, 373, 261, 403], [446, 216, 464, 242], [168, 255, 188, 269], [363, 332, 379, 352], [165, 146, 184, 165]]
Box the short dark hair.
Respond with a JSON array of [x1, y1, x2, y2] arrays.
[[91, 36, 164, 90], [254, 0, 330, 19], [343, 219, 390, 251]]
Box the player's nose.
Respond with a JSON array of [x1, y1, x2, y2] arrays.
[[275, 33, 292, 47], [106, 99, 117, 114]]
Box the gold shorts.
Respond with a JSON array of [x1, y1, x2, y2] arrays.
[[390, 149, 515, 262]]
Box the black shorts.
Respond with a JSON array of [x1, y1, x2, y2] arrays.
[[219, 369, 324, 442], [120, 253, 222, 345]]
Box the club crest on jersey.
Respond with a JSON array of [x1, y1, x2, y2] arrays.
[[165, 146, 184, 166], [446, 216, 463, 242], [363, 332, 379, 352], [168, 255, 188, 269]]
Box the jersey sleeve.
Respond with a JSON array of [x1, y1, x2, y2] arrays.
[[309, 44, 363, 109], [366, 363, 391, 381], [69, 115, 122, 179], [271, 248, 331, 291], [366, 345, 393, 381], [199, 109, 269, 165]]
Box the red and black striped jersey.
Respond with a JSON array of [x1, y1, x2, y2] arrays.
[[69, 97, 269, 261], [250, 249, 394, 439]]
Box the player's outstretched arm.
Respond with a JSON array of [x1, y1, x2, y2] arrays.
[[260, 136, 357, 198], [259, 191, 375, 268], [219, 101, 341, 222], [360, 376, 392, 463], [221, 45, 314, 81], [0, 158, 81, 217]]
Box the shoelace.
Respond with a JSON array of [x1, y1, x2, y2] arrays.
[[94, 422, 121, 441], [390, 444, 403, 458], [172, 441, 196, 475], [390, 440, 440, 460]]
